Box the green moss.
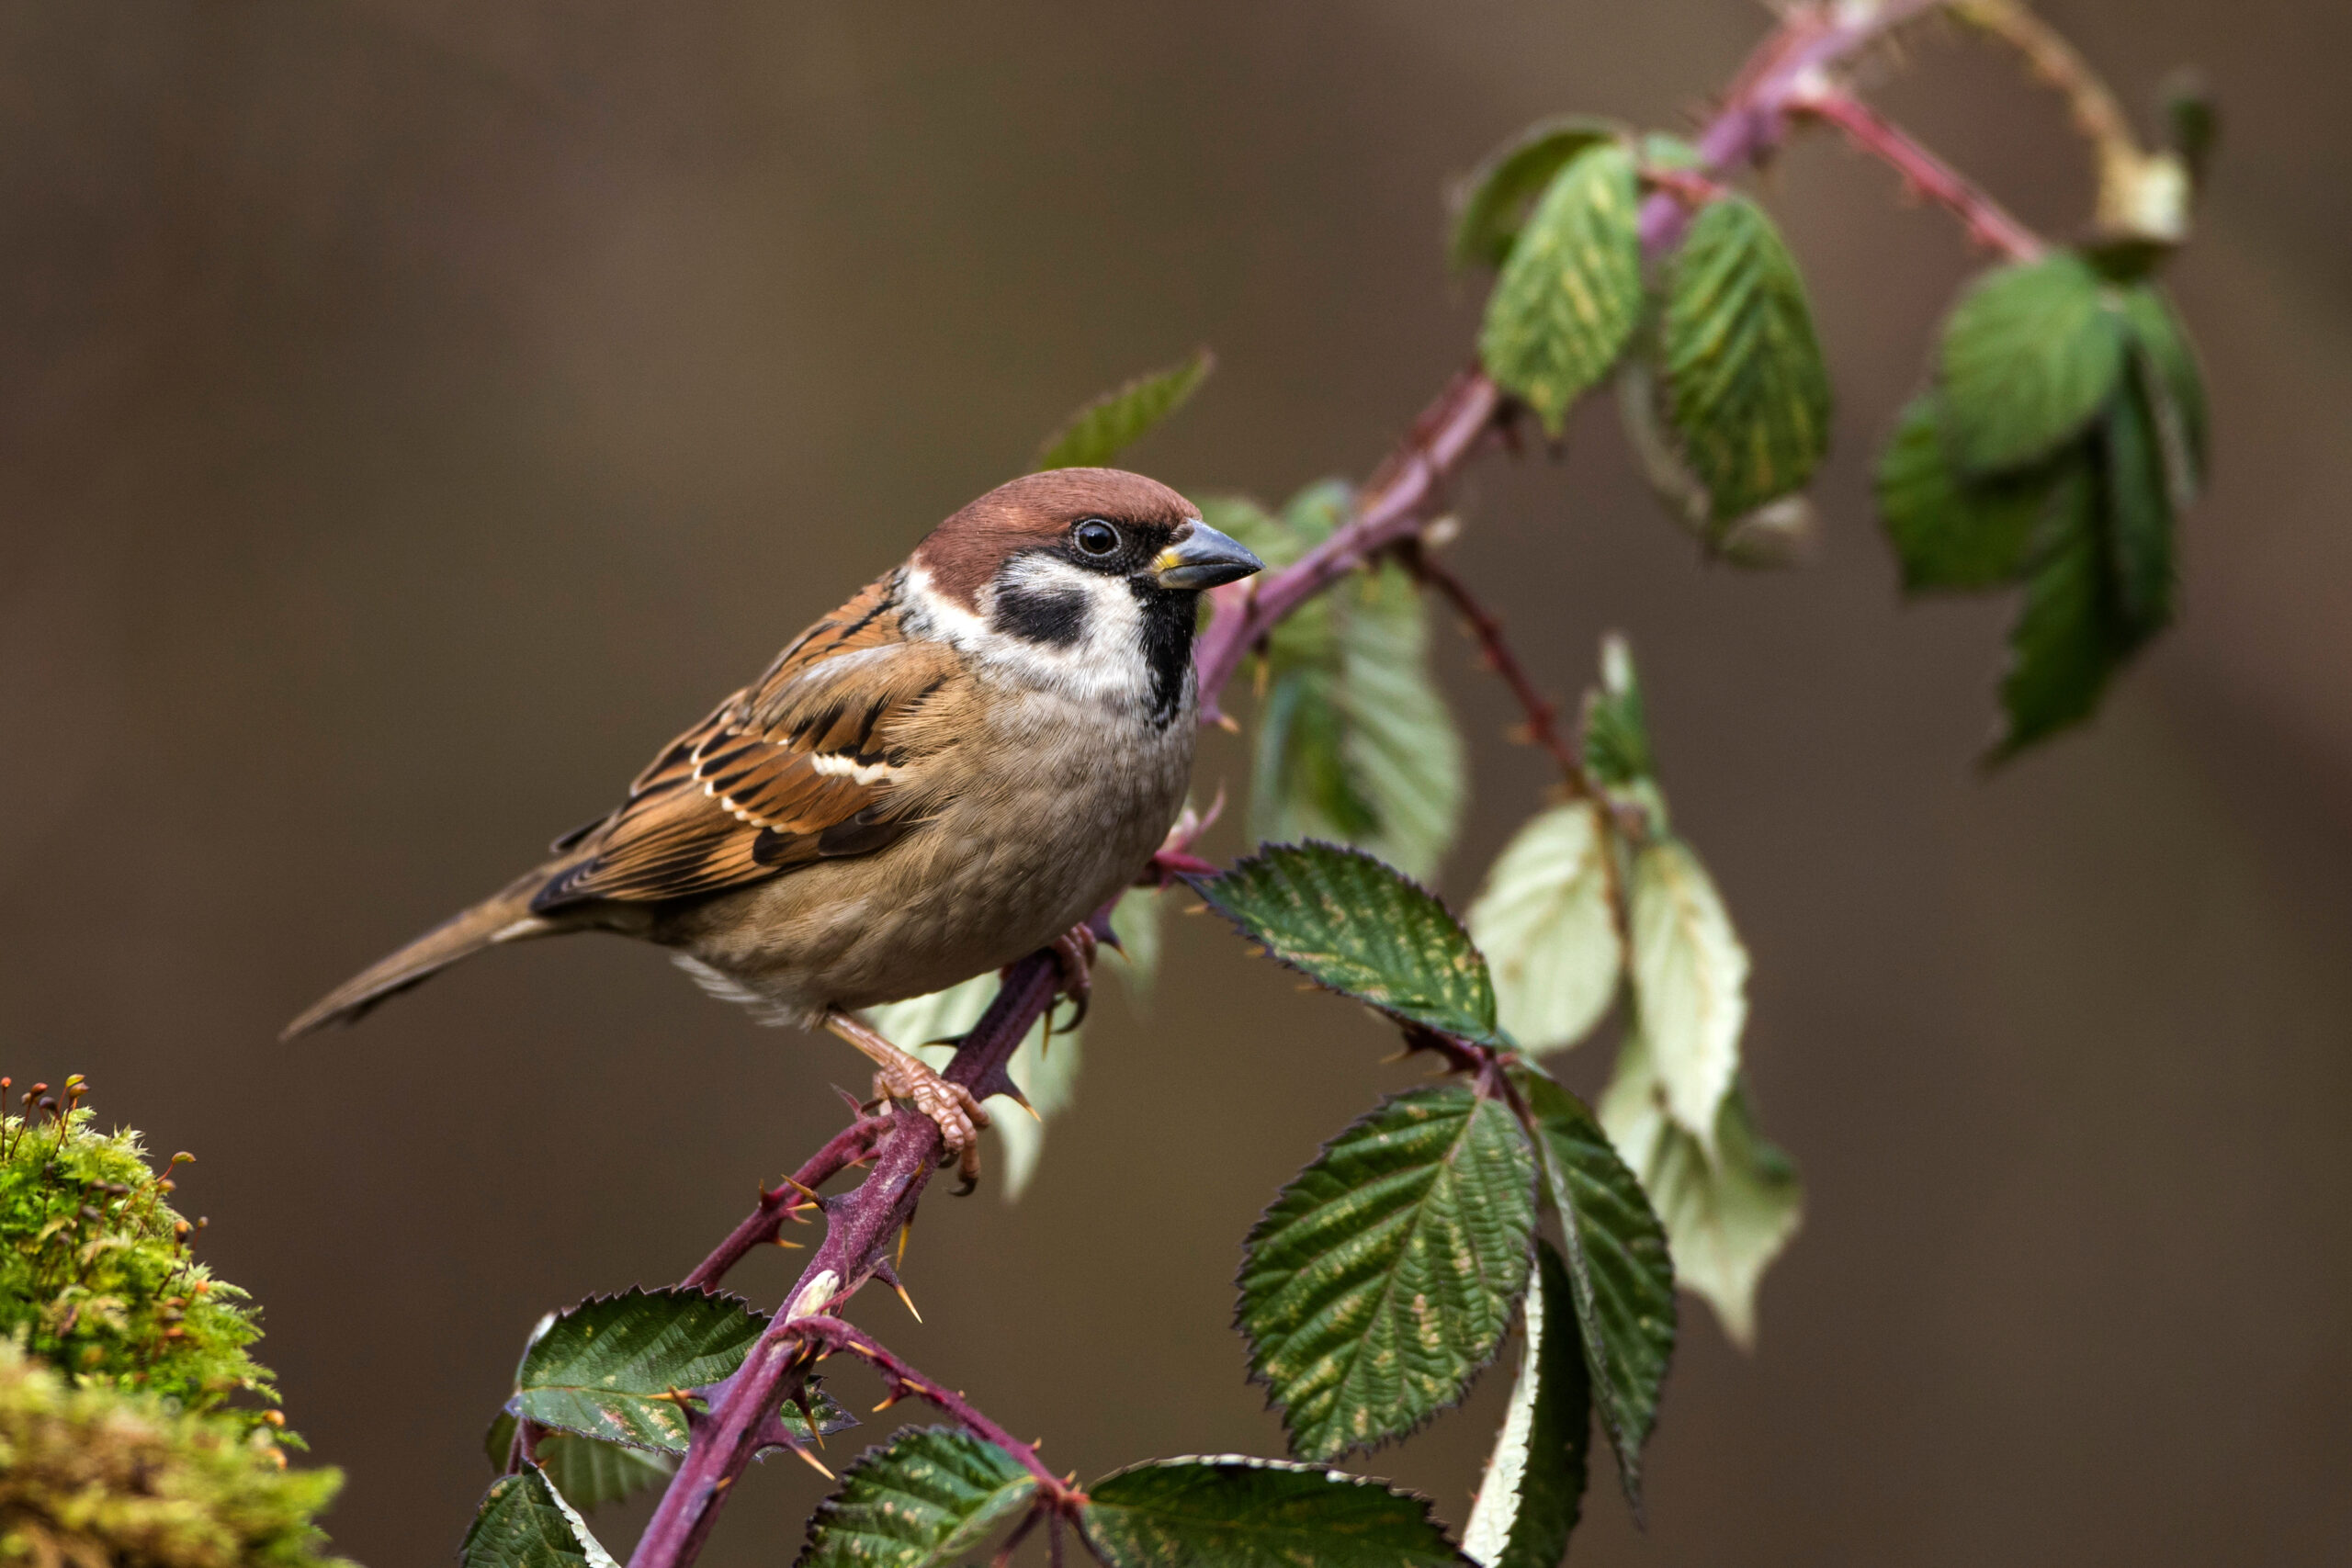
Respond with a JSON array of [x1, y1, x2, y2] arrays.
[[0, 1340, 348, 1568], [0, 1089, 281, 1439]]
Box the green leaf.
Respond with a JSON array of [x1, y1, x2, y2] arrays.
[[1626, 838, 1747, 1154], [2102, 362, 2177, 640], [1248, 502, 1465, 880], [1938, 253, 2126, 476], [1034, 348, 1214, 471], [1993, 462, 2127, 759], [876, 976, 1079, 1201], [1467, 801, 1623, 1055], [1479, 142, 1643, 434], [1578, 634, 1653, 793], [461, 1466, 621, 1568], [1450, 116, 1623, 272], [1876, 392, 2059, 592], [1239, 1084, 1536, 1460], [1192, 842, 1499, 1045], [2118, 285, 2207, 498], [1660, 195, 1833, 522], [1599, 1032, 1801, 1349], [512, 1289, 843, 1455], [484, 1414, 676, 1513], [1083, 1457, 1471, 1568], [797, 1427, 1037, 1568], [1511, 1068, 1675, 1506], [1461, 1241, 1591, 1568]]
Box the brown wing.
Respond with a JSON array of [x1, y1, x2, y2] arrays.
[[531, 573, 962, 910]]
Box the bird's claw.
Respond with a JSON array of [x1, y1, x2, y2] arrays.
[[1049, 923, 1098, 1031], [868, 1066, 990, 1168]]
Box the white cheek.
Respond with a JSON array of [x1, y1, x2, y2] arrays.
[[967, 558, 1156, 707]]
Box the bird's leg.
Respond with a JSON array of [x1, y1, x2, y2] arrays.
[[822, 1010, 990, 1184], [1047, 923, 1098, 1032]]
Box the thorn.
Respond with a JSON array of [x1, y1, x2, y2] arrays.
[[871, 1395, 899, 1413], [896, 1221, 910, 1271], [891, 1281, 923, 1324], [775, 1235, 804, 1249], [787, 1444, 836, 1481], [1214, 711, 1241, 734], [784, 1177, 823, 1202], [713, 1475, 733, 1492], [1014, 1098, 1042, 1122]]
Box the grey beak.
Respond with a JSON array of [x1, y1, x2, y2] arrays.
[[1152, 521, 1263, 591]]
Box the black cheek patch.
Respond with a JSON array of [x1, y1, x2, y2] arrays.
[[991, 581, 1090, 646], [1129, 581, 1196, 727]]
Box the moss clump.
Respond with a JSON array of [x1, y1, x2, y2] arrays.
[[0, 1081, 279, 1438], [0, 1339, 348, 1567]]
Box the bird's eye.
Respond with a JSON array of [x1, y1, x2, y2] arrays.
[[1073, 518, 1121, 558]]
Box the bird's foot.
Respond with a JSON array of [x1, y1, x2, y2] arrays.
[[1048, 922, 1098, 1031], [824, 1010, 991, 1190]]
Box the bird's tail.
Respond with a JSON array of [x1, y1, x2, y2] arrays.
[[281, 865, 562, 1040]]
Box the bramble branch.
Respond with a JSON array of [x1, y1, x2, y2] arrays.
[[627, 6, 2112, 1564]]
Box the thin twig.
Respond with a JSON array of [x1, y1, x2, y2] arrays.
[[787, 1314, 1079, 1503], [1791, 89, 2043, 260], [1401, 544, 1589, 795], [682, 1114, 893, 1292]]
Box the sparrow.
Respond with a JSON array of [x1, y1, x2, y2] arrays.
[[285, 468, 1261, 1177]]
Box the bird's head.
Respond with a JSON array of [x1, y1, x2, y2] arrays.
[[906, 468, 1263, 717]]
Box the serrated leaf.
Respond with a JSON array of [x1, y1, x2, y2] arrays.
[[1462, 1241, 1590, 1568], [1250, 549, 1465, 878], [2102, 361, 2176, 639], [1034, 348, 1213, 471], [1599, 1032, 1801, 1349], [1467, 802, 1623, 1055], [1451, 116, 1624, 272], [513, 1289, 814, 1454], [876, 976, 1078, 1201], [1479, 142, 1643, 434], [1511, 1067, 1676, 1507], [1627, 839, 1747, 1155], [797, 1427, 1037, 1568], [485, 1414, 677, 1512], [1192, 842, 1499, 1045], [1939, 253, 2126, 476], [1083, 1457, 1471, 1568], [1876, 392, 2059, 592], [2118, 285, 2207, 500], [461, 1466, 621, 1568], [1993, 462, 2126, 759], [1660, 195, 1832, 522], [1240, 1085, 1536, 1460]]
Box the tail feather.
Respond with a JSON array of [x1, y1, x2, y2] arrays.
[[282, 867, 560, 1040]]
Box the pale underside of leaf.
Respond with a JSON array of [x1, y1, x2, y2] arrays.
[[1627, 838, 1748, 1156], [1467, 800, 1623, 1055], [1598, 1031, 1801, 1350]]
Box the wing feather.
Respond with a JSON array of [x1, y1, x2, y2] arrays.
[[532, 574, 960, 910]]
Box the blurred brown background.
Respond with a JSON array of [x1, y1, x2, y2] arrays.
[[4, 2, 2347, 1562]]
